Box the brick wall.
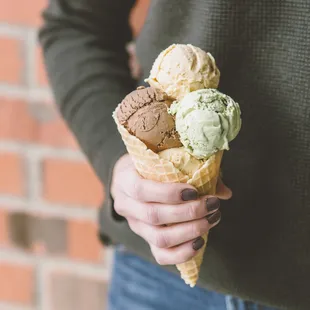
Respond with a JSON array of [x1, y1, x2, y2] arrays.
[[0, 1, 149, 310]]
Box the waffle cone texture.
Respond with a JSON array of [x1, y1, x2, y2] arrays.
[[113, 110, 223, 287]]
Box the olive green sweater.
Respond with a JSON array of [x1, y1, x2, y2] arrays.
[[39, 1, 310, 309]]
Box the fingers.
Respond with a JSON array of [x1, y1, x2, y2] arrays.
[[115, 165, 231, 204], [126, 211, 221, 249], [115, 193, 220, 225], [113, 154, 233, 204], [119, 165, 199, 204], [150, 236, 206, 265]]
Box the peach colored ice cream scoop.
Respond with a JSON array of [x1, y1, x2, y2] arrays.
[[145, 44, 220, 100]]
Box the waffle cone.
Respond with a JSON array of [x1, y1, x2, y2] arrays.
[[113, 111, 223, 287]]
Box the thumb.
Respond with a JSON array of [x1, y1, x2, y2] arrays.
[[216, 178, 232, 200]]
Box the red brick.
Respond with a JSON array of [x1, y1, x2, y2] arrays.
[[36, 47, 49, 87], [43, 159, 103, 206], [68, 220, 102, 262], [0, 209, 8, 245], [0, 98, 78, 148], [0, 38, 23, 84], [38, 115, 79, 149], [130, 0, 150, 37], [0, 0, 45, 27], [0, 98, 37, 142], [0, 153, 24, 196], [0, 262, 34, 304]]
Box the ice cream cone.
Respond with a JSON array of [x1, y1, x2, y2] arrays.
[[113, 111, 223, 287]]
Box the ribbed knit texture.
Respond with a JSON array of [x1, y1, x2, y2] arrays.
[[40, 1, 310, 309]]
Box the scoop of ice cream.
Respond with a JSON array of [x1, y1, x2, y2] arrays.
[[117, 86, 182, 152], [145, 44, 220, 100], [169, 89, 242, 159], [159, 147, 203, 178]]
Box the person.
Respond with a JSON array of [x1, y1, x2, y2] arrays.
[[39, 1, 310, 309]]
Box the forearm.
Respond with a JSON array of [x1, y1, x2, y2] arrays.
[[38, 0, 136, 186]]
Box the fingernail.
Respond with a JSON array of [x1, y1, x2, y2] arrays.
[[192, 237, 205, 251], [206, 197, 220, 212], [206, 210, 221, 224], [181, 189, 198, 201]]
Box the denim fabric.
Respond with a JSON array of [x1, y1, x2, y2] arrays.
[[107, 247, 279, 310]]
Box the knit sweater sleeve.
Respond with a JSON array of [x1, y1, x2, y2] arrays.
[[38, 0, 136, 197]]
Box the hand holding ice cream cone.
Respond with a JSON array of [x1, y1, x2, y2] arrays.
[[111, 153, 231, 275], [112, 43, 242, 287]]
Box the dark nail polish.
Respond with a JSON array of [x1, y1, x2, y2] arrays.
[[181, 189, 198, 201], [206, 210, 221, 224], [192, 237, 205, 251], [206, 197, 220, 212]]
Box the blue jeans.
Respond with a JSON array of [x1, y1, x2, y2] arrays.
[[107, 247, 279, 310]]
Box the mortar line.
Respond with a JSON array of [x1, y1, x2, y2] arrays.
[[0, 84, 52, 102], [0, 142, 85, 160], [35, 260, 45, 310], [0, 201, 99, 221], [0, 302, 34, 310], [0, 22, 37, 36], [0, 248, 110, 281], [24, 152, 43, 202]]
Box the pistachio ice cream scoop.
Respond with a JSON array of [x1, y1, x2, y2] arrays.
[[169, 89, 242, 159]]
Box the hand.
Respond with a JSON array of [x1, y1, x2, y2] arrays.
[[111, 154, 232, 265]]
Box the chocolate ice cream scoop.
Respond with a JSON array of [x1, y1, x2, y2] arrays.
[[117, 86, 182, 152]]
